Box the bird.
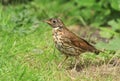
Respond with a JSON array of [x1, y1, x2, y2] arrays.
[[44, 18, 100, 70]]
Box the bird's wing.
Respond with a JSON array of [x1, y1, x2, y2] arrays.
[[63, 28, 99, 53]]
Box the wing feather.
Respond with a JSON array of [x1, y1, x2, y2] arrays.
[[63, 28, 99, 54]]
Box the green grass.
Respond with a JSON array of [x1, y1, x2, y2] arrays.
[[0, 0, 120, 81]]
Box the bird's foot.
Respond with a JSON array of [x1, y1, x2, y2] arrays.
[[57, 63, 62, 69], [72, 66, 77, 71]]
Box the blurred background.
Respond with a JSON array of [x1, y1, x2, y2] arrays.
[[0, 0, 120, 81]]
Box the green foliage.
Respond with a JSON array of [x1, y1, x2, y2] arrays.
[[96, 38, 120, 50], [72, 0, 120, 26], [0, 0, 32, 5], [108, 19, 120, 32], [110, 0, 120, 10]]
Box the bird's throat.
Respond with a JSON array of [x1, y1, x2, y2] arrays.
[[53, 27, 62, 31]]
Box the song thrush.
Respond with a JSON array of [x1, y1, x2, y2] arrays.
[[45, 18, 100, 70]]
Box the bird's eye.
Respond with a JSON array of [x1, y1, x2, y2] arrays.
[[52, 20, 56, 23]]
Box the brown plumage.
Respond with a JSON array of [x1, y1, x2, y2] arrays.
[[45, 18, 100, 70]]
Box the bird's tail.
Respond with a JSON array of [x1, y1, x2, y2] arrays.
[[94, 49, 104, 55], [94, 49, 100, 55]]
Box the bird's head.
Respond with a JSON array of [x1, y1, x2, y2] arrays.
[[44, 18, 64, 28]]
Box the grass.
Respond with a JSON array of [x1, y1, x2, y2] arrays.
[[0, 0, 120, 81]]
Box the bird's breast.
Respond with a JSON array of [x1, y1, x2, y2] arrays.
[[52, 28, 63, 46], [52, 29, 81, 56]]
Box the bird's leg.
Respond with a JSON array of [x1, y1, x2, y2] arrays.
[[73, 56, 79, 71], [58, 55, 68, 68]]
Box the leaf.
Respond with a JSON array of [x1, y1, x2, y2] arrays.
[[108, 19, 120, 31], [96, 38, 120, 50], [108, 38, 120, 50], [75, 0, 95, 7], [99, 28, 114, 38], [110, 0, 120, 11]]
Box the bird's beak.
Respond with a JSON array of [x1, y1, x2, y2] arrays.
[[44, 20, 51, 24]]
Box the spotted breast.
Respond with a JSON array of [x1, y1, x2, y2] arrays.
[[52, 27, 82, 56]]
